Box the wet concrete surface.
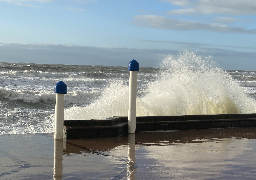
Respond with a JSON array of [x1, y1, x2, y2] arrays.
[[1, 127, 256, 179]]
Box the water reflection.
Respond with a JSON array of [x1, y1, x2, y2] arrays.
[[127, 134, 136, 180], [60, 128, 256, 179], [53, 139, 63, 180]]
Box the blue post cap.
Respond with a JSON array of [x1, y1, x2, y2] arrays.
[[54, 81, 67, 94], [128, 59, 139, 71]]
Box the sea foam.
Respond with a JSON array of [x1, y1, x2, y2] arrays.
[[65, 51, 256, 120]]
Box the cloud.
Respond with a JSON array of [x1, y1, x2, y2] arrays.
[[200, 48, 256, 70], [140, 39, 256, 51], [1, 43, 256, 70], [166, 0, 256, 15], [133, 15, 256, 34], [160, 0, 190, 6], [214, 17, 252, 24], [168, 8, 195, 15], [0, 43, 173, 67]]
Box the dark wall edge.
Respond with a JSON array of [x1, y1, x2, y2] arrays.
[[64, 114, 256, 139]]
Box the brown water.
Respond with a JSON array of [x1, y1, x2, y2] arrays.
[[1, 128, 256, 179]]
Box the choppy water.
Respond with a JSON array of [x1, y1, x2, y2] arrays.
[[0, 51, 256, 135]]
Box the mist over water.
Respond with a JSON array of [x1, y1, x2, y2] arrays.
[[65, 51, 256, 120]]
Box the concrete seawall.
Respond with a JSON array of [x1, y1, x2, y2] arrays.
[[64, 113, 256, 139]]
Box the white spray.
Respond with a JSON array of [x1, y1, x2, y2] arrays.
[[65, 51, 256, 120]]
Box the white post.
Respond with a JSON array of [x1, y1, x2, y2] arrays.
[[55, 94, 65, 139], [54, 81, 67, 139], [128, 59, 139, 134]]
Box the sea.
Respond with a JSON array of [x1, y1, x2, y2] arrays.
[[0, 51, 256, 135]]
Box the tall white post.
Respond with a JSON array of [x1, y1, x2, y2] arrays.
[[128, 59, 139, 134], [54, 81, 67, 139]]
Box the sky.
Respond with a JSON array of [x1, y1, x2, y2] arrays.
[[0, 0, 255, 70]]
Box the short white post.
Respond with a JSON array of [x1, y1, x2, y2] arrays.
[[54, 81, 67, 139], [128, 59, 139, 134]]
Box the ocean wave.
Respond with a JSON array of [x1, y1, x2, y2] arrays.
[[0, 88, 101, 106], [65, 51, 256, 120]]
